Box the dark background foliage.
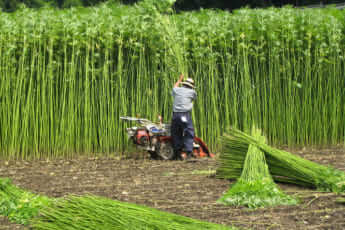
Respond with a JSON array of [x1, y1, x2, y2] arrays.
[[174, 0, 345, 10], [0, 0, 344, 12]]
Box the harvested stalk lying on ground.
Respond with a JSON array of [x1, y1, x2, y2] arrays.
[[31, 195, 234, 230], [335, 194, 345, 204], [0, 178, 51, 225], [335, 197, 345, 204], [217, 128, 345, 193], [217, 128, 298, 208]]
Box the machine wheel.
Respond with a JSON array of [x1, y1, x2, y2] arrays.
[[148, 151, 160, 160], [155, 141, 174, 160]]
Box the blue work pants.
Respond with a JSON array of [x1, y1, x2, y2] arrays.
[[171, 112, 194, 153]]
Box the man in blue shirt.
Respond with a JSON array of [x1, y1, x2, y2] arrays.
[[171, 74, 197, 160]]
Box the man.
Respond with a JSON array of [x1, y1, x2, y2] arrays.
[[171, 74, 197, 160]]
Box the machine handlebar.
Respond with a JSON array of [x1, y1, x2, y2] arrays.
[[120, 116, 151, 124]]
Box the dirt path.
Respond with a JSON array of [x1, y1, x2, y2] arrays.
[[1, 147, 345, 229]]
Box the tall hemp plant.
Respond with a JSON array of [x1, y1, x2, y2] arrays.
[[1, 4, 345, 159]]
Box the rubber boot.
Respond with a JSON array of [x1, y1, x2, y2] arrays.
[[173, 149, 183, 160], [185, 151, 193, 160]]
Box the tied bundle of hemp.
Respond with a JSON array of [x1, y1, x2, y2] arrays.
[[216, 128, 345, 193], [217, 128, 298, 208], [31, 194, 234, 230]]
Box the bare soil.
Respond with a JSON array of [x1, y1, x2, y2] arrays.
[[1, 147, 345, 230]]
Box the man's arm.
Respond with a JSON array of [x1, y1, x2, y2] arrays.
[[174, 74, 184, 88]]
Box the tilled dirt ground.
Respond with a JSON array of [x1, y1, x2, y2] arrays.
[[1, 147, 345, 230]]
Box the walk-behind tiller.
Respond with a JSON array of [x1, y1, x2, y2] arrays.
[[120, 116, 214, 160]]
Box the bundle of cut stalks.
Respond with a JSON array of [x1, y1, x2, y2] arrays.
[[31, 194, 234, 230], [0, 178, 51, 225], [217, 128, 298, 208], [1, 178, 234, 229], [217, 128, 345, 193]]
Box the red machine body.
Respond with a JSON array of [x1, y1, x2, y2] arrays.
[[120, 116, 214, 160]]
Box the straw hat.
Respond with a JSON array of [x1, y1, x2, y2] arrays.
[[181, 78, 195, 88]]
